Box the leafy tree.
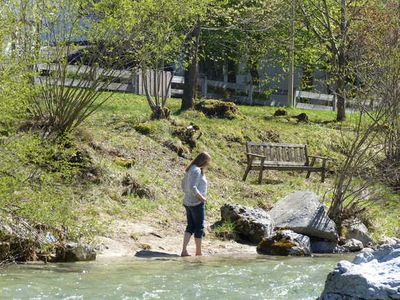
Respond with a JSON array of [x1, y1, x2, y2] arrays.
[[182, 0, 288, 109], [298, 0, 369, 121], [328, 0, 400, 228], [94, 0, 208, 118]]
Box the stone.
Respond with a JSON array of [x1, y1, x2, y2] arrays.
[[220, 204, 274, 244], [55, 242, 96, 262], [257, 230, 311, 256], [342, 239, 364, 252], [344, 218, 373, 247], [319, 243, 400, 299], [378, 236, 400, 246], [269, 191, 338, 241], [311, 238, 344, 254]]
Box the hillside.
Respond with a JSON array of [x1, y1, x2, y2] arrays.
[[1, 93, 399, 256]]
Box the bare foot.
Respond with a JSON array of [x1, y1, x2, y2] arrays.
[[195, 253, 202, 256], [181, 251, 191, 257]]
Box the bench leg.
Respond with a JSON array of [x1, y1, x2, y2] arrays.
[[306, 157, 316, 179], [243, 166, 251, 181], [258, 158, 266, 184], [258, 169, 264, 184], [321, 160, 327, 182]]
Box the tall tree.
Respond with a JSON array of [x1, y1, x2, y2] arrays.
[[95, 0, 208, 118], [299, 0, 367, 121], [181, 0, 286, 110]]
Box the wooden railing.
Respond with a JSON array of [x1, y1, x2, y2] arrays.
[[295, 90, 337, 111], [35, 63, 172, 97], [35, 64, 342, 110], [171, 75, 338, 109]]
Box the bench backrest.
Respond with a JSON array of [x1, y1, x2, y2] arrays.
[[246, 142, 309, 164]]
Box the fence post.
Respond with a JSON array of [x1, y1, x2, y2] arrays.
[[248, 82, 254, 105], [332, 94, 337, 111], [167, 71, 172, 98], [202, 76, 208, 98]]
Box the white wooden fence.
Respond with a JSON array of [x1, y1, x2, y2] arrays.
[[35, 63, 172, 98], [172, 75, 338, 109], [295, 90, 337, 111], [35, 64, 339, 110]]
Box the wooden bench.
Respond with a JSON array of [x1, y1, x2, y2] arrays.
[[242, 142, 332, 184]]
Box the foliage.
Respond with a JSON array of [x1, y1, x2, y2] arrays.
[[93, 0, 209, 118], [328, 0, 400, 229]]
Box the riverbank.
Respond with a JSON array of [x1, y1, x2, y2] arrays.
[[95, 218, 256, 258], [1, 93, 399, 262]]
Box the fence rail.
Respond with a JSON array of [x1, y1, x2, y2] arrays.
[[35, 63, 172, 97], [171, 75, 338, 109], [35, 64, 341, 110]]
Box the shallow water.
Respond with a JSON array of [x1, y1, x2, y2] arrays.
[[0, 254, 351, 300]]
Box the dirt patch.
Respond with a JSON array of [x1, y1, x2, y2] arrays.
[[195, 100, 239, 119], [273, 109, 288, 117], [121, 174, 155, 200], [224, 134, 245, 143], [294, 113, 309, 123], [163, 140, 189, 158], [257, 129, 280, 142], [172, 123, 202, 150], [96, 219, 257, 257]]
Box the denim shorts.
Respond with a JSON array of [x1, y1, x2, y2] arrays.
[[184, 203, 205, 239]]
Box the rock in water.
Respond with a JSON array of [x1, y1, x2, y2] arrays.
[[269, 191, 338, 241], [55, 242, 96, 262], [319, 243, 400, 299], [257, 230, 311, 256], [220, 204, 274, 244], [342, 239, 364, 252]]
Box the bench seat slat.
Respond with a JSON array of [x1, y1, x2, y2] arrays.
[[251, 161, 306, 167]]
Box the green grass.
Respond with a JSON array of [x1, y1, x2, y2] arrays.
[[1, 91, 399, 242]]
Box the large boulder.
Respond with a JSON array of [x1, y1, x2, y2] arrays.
[[54, 242, 96, 262], [319, 243, 400, 299], [220, 204, 274, 244], [343, 218, 373, 246], [257, 230, 311, 256], [269, 191, 338, 241]]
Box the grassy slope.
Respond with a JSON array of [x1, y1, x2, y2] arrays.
[[2, 91, 397, 243], [72, 92, 399, 240]]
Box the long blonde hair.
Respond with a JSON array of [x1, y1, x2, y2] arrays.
[[186, 152, 211, 173]]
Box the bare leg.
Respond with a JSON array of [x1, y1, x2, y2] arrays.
[[181, 232, 192, 256], [195, 238, 202, 256]]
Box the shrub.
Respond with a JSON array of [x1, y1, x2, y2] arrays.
[[195, 100, 239, 119]]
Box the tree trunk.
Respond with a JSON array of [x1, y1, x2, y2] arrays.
[[336, 80, 346, 121], [181, 21, 201, 111], [336, 0, 347, 121]]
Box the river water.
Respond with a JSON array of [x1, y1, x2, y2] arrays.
[[0, 254, 350, 300]]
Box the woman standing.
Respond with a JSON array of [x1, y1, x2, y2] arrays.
[[181, 152, 211, 257]]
